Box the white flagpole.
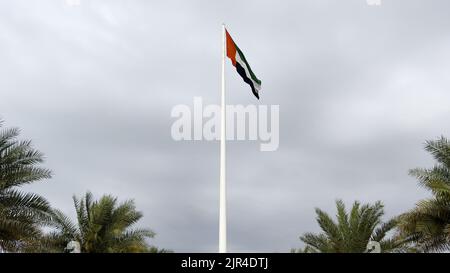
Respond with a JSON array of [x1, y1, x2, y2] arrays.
[[219, 23, 227, 253]]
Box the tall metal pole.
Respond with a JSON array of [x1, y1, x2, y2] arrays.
[[219, 23, 227, 253]]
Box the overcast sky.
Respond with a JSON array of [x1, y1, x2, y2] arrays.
[[1, 0, 450, 252]]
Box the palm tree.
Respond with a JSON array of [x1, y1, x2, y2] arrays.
[[42, 192, 156, 253], [297, 200, 405, 253], [398, 136, 450, 252], [0, 120, 52, 252]]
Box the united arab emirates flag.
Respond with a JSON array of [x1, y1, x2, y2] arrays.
[[226, 30, 262, 99]]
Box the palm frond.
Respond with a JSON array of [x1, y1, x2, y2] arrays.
[[0, 120, 52, 249], [399, 137, 450, 252], [42, 192, 159, 253], [299, 200, 404, 253]]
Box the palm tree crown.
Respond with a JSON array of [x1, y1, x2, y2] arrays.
[[398, 137, 450, 252], [0, 120, 52, 251], [298, 200, 404, 253], [47, 192, 155, 253]]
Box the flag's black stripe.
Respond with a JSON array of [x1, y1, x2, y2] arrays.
[[236, 62, 259, 99]]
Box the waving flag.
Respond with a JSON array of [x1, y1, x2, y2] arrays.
[[225, 29, 262, 99]]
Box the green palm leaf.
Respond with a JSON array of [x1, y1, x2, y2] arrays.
[[38, 192, 161, 253], [298, 200, 403, 253], [0, 120, 52, 252], [398, 137, 450, 252]]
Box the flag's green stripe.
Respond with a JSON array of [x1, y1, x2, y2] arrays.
[[235, 45, 261, 86], [236, 62, 259, 99]]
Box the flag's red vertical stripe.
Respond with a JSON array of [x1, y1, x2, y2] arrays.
[[226, 30, 237, 66]]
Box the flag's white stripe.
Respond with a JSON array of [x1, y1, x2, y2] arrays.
[[235, 51, 261, 91]]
